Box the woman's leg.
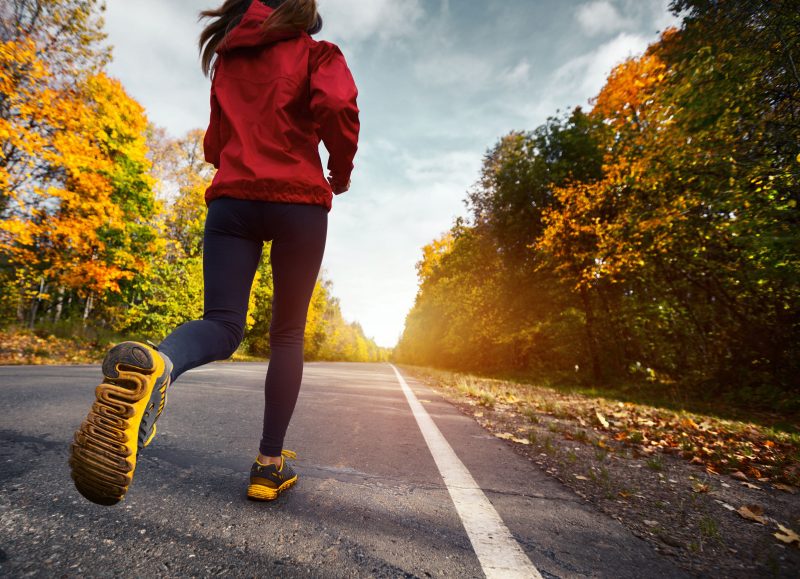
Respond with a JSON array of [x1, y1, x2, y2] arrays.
[[158, 198, 263, 381], [259, 204, 328, 457]]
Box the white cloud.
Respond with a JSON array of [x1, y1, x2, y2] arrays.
[[649, 0, 684, 32], [552, 32, 650, 99], [319, 0, 424, 45], [104, 0, 209, 136], [404, 150, 483, 186], [501, 59, 532, 86], [575, 0, 634, 36], [413, 52, 494, 88], [413, 53, 532, 90]]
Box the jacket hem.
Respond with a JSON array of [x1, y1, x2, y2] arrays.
[[205, 181, 333, 211]]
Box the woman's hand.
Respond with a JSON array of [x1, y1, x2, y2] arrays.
[[328, 176, 350, 195]]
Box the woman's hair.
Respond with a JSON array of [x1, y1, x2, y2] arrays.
[[199, 0, 321, 77]]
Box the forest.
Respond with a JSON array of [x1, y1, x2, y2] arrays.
[[396, 0, 799, 411], [0, 0, 386, 363]]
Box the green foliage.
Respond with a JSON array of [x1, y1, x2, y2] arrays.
[[395, 113, 602, 377], [120, 255, 204, 339]]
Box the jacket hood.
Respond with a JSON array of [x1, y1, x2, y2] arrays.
[[217, 1, 302, 53]]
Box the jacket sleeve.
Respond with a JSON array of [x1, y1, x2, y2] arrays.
[[309, 41, 360, 191], [203, 73, 221, 169]]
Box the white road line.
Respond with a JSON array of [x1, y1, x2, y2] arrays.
[[185, 383, 258, 394], [390, 365, 542, 579]]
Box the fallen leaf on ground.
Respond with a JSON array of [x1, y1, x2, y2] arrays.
[[680, 417, 699, 429], [738, 505, 767, 524], [574, 475, 589, 480], [731, 471, 748, 481], [690, 456, 704, 465], [494, 431, 531, 445], [643, 520, 659, 527], [773, 483, 797, 494], [746, 504, 764, 515], [692, 482, 710, 493], [740, 482, 761, 490], [595, 411, 609, 429], [774, 524, 800, 547]]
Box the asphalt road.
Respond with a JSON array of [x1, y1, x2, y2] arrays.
[[0, 362, 687, 578]]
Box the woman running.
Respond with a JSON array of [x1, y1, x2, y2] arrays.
[[69, 0, 359, 505]]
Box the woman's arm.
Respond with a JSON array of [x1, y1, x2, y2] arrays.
[[203, 73, 222, 169], [309, 41, 360, 193]]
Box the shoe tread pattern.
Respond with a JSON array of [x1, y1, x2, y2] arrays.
[[69, 342, 162, 506]]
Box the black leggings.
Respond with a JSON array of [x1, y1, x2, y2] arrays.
[[158, 197, 328, 456]]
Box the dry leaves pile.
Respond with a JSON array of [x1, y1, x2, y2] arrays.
[[0, 331, 102, 365], [588, 405, 798, 487], [426, 369, 799, 486]]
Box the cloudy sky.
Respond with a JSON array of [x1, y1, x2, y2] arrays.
[[104, 0, 679, 347]]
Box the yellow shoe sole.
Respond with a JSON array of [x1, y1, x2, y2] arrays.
[[247, 475, 298, 501], [69, 341, 169, 506]]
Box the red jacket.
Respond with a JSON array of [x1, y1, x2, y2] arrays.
[[203, 0, 359, 210]]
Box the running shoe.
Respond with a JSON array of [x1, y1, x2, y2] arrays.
[[69, 341, 173, 506], [247, 450, 298, 501]]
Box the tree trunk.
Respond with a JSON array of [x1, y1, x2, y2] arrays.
[[82, 293, 94, 327], [53, 286, 65, 323], [16, 293, 25, 324], [28, 277, 45, 330], [578, 284, 603, 384]]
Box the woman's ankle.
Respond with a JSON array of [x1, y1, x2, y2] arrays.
[[257, 453, 282, 467]]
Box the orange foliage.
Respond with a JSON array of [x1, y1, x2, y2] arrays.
[[540, 32, 695, 288]]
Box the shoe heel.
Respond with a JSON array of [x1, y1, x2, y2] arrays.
[[247, 477, 297, 501], [247, 485, 279, 501], [102, 342, 157, 379]]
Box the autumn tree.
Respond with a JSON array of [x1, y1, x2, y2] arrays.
[[0, 0, 130, 328], [0, 71, 160, 329]]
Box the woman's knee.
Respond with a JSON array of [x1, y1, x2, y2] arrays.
[[204, 317, 245, 357], [269, 324, 304, 349]]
